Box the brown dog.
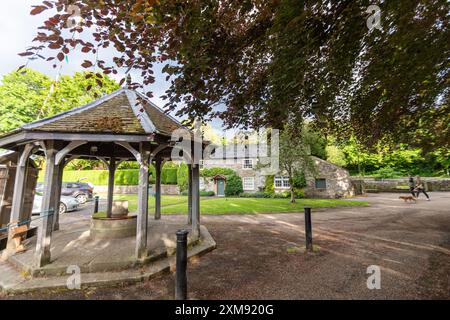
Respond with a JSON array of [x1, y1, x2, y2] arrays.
[[399, 195, 416, 203]]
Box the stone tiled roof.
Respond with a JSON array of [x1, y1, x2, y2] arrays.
[[18, 88, 185, 136]]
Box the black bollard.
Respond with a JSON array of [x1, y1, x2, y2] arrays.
[[175, 229, 189, 300], [304, 206, 313, 251], [94, 196, 99, 213]]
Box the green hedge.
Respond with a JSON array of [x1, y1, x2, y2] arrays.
[[201, 167, 235, 177], [38, 168, 178, 185]]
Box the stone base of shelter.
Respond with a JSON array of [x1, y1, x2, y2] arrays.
[[0, 219, 215, 293]]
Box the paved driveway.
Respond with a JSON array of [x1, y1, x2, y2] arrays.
[[4, 192, 450, 299]]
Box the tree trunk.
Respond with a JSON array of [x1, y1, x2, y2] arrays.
[[290, 188, 296, 203]]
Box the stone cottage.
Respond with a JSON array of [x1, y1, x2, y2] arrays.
[[200, 144, 354, 198]]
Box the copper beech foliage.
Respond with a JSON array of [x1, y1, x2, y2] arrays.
[[22, 0, 450, 150]]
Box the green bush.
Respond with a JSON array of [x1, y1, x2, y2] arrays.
[[161, 168, 178, 184], [264, 175, 275, 193], [225, 174, 243, 196], [292, 171, 307, 188], [180, 190, 215, 196], [239, 192, 272, 198], [38, 167, 178, 185], [201, 167, 235, 177], [177, 163, 189, 192], [373, 167, 402, 179], [239, 191, 291, 198]]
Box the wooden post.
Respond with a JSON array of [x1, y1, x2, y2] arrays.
[[106, 157, 116, 218], [9, 144, 33, 224], [35, 141, 56, 267], [191, 164, 200, 239], [154, 158, 162, 220], [52, 163, 64, 231], [6, 144, 33, 252], [187, 164, 192, 225], [135, 145, 149, 259]]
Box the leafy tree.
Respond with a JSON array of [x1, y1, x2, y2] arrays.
[[279, 123, 316, 203], [326, 145, 347, 167], [0, 68, 119, 133], [26, 0, 450, 150]]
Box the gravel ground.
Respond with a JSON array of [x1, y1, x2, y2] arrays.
[[2, 192, 449, 300]]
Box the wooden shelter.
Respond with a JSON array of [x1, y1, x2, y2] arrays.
[[0, 88, 203, 267]]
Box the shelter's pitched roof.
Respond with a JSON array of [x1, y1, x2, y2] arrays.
[[19, 88, 185, 136]]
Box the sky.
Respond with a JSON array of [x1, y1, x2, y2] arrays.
[[0, 1, 237, 138]]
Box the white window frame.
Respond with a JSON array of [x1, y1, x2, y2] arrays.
[[242, 158, 254, 169], [274, 176, 290, 189], [242, 176, 255, 191]]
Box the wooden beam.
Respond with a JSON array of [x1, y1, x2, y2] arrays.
[[135, 143, 150, 259], [154, 158, 162, 220]]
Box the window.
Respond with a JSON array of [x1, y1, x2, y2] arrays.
[[243, 177, 255, 191], [199, 159, 204, 169], [315, 178, 327, 189], [274, 176, 290, 188], [243, 158, 253, 169]]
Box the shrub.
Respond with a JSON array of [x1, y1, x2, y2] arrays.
[[201, 167, 235, 177], [161, 168, 178, 184], [180, 190, 215, 196], [200, 190, 215, 196], [225, 174, 243, 196], [373, 167, 402, 179], [264, 175, 275, 193], [239, 192, 272, 198], [177, 163, 189, 192]]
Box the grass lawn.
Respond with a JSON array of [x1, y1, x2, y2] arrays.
[[110, 195, 369, 215]]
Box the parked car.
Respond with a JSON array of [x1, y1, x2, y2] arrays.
[[36, 182, 94, 204], [61, 182, 93, 204], [32, 193, 79, 215]]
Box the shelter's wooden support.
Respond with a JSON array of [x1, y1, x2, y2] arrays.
[[52, 163, 64, 231], [154, 157, 162, 220], [9, 143, 34, 224], [106, 157, 116, 218], [191, 164, 200, 239], [35, 140, 57, 267], [55, 141, 87, 165], [136, 143, 150, 259], [187, 164, 193, 225]]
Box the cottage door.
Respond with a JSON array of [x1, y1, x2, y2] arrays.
[[217, 179, 225, 196]]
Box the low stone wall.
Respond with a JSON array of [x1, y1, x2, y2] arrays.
[[94, 184, 180, 195], [350, 177, 450, 192]]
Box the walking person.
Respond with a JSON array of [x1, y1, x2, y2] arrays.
[[415, 176, 430, 201], [408, 176, 416, 197]]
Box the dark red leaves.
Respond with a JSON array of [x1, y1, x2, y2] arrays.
[[18, 52, 34, 57], [30, 5, 47, 15], [81, 60, 93, 68], [57, 52, 65, 61], [81, 47, 91, 53]]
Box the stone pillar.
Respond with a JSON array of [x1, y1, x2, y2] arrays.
[[187, 164, 192, 225], [35, 141, 56, 268], [106, 157, 116, 218], [135, 146, 150, 259], [154, 158, 162, 220], [191, 164, 200, 239], [52, 163, 64, 231]]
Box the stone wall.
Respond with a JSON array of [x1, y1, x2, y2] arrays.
[[94, 184, 180, 195], [304, 157, 355, 199], [350, 177, 450, 192]]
